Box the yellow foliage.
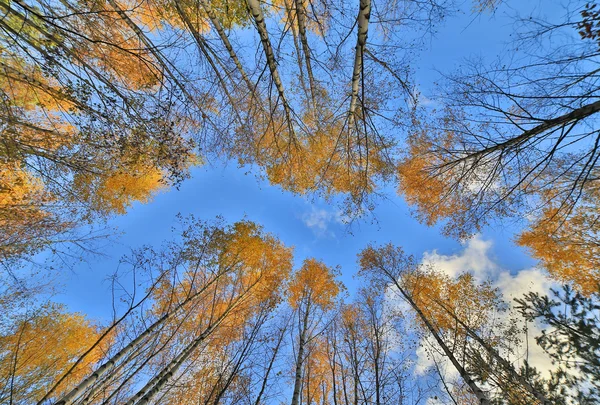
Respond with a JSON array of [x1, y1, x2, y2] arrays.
[[303, 337, 332, 405], [120, 0, 249, 33], [403, 270, 500, 333], [517, 202, 600, 296], [242, 96, 391, 206], [0, 162, 65, 258], [0, 304, 106, 404], [397, 131, 470, 236], [74, 162, 166, 215], [0, 55, 75, 112], [288, 258, 340, 310], [69, 0, 162, 89], [150, 220, 292, 349]]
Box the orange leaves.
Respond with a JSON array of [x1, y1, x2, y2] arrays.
[[250, 104, 391, 211], [288, 258, 341, 310], [397, 130, 473, 238], [226, 222, 293, 303], [119, 0, 248, 33], [404, 270, 501, 332], [0, 304, 105, 404], [74, 162, 166, 216], [0, 162, 66, 258], [150, 219, 293, 345], [0, 57, 74, 113], [0, 162, 54, 213], [359, 243, 501, 334], [517, 202, 600, 296], [71, 0, 162, 90]]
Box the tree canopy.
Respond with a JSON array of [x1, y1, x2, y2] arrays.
[[1, 0, 600, 404]]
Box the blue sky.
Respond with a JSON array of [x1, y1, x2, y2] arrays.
[[54, 164, 534, 322], [50, 1, 550, 322]]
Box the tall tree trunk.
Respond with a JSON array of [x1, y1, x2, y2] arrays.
[[245, 0, 296, 138], [388, 276, 491, 404], [433, 298, 548, 404], [126, 287, 252, 405], [348, 0, 371, 129], [291, 304, 311, 405], [294, 0, 317, 104], [198, 0, 256, 97], [53, 270, 227, 405]]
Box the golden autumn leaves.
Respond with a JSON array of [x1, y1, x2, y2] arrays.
[[4, 0, 597, 307], [6, 219, 345, 405], [0, 303, 109, 405], [0, 0, 394, 262], [1, 0, 600, 403]]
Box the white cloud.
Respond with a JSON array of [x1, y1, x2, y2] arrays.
[[422, 236, 497, 280], [496, 267, 554, 300], [301, 207, 344, 236]]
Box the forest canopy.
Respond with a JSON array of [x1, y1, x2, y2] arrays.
[[1, 0, 599, 404]]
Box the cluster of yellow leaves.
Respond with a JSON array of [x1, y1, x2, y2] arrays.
[[397, 131, 470, 235], [246, 101, 391, 205], [288, 258, 341, 310], [74, 162, 166, 216], [219, 221, 293, 305], [302, 337, 333, 405], [403, 270, 500, 333], [70, 0, 161, 89], [0, 55, 78, 154], [518, 202, 600, 296], [120, 0, 248, 33], [399, 126, 600, 294], [0, 162, 66, 258], [0, 57, 73, 113], [0, 305, 107, 404], [161, 345, 249, 405], [0, 45, 195, 258], [151, 220, 292, 346]]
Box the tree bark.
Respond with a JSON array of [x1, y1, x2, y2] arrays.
[[291, 302, 311, 405], [348, 0, 371, 129]]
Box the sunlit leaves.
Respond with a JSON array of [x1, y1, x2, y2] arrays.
[[0, 304, 106, 405], [288, 258, 341, 311]]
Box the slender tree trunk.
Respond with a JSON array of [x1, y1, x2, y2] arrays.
[[294, 0, 317, 104], [245, 0, 296, 137], [172, 2, 245, 127], [348, 0, 371, 129], [127, 290, 250, 405], [53, 271, 226, 405], [388, 276, 491, 404], [211, 309, 271, 405], [198, 0, 256, 97], [433, 299, 549, 404], [291, 303, 311, 405]]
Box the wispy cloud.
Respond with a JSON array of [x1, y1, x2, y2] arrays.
[[301, 207, 344, 237]]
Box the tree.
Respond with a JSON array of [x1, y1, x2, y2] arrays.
[[397, 2, 600, 294], [0, 0, 493, 264], [0, 303, 107, 405], [48, 218, 293, 405], [358, 243, 561, 405], [0, 0, 198, 261], [288, 258, 341, 405], [516, 285, 600, 404]]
